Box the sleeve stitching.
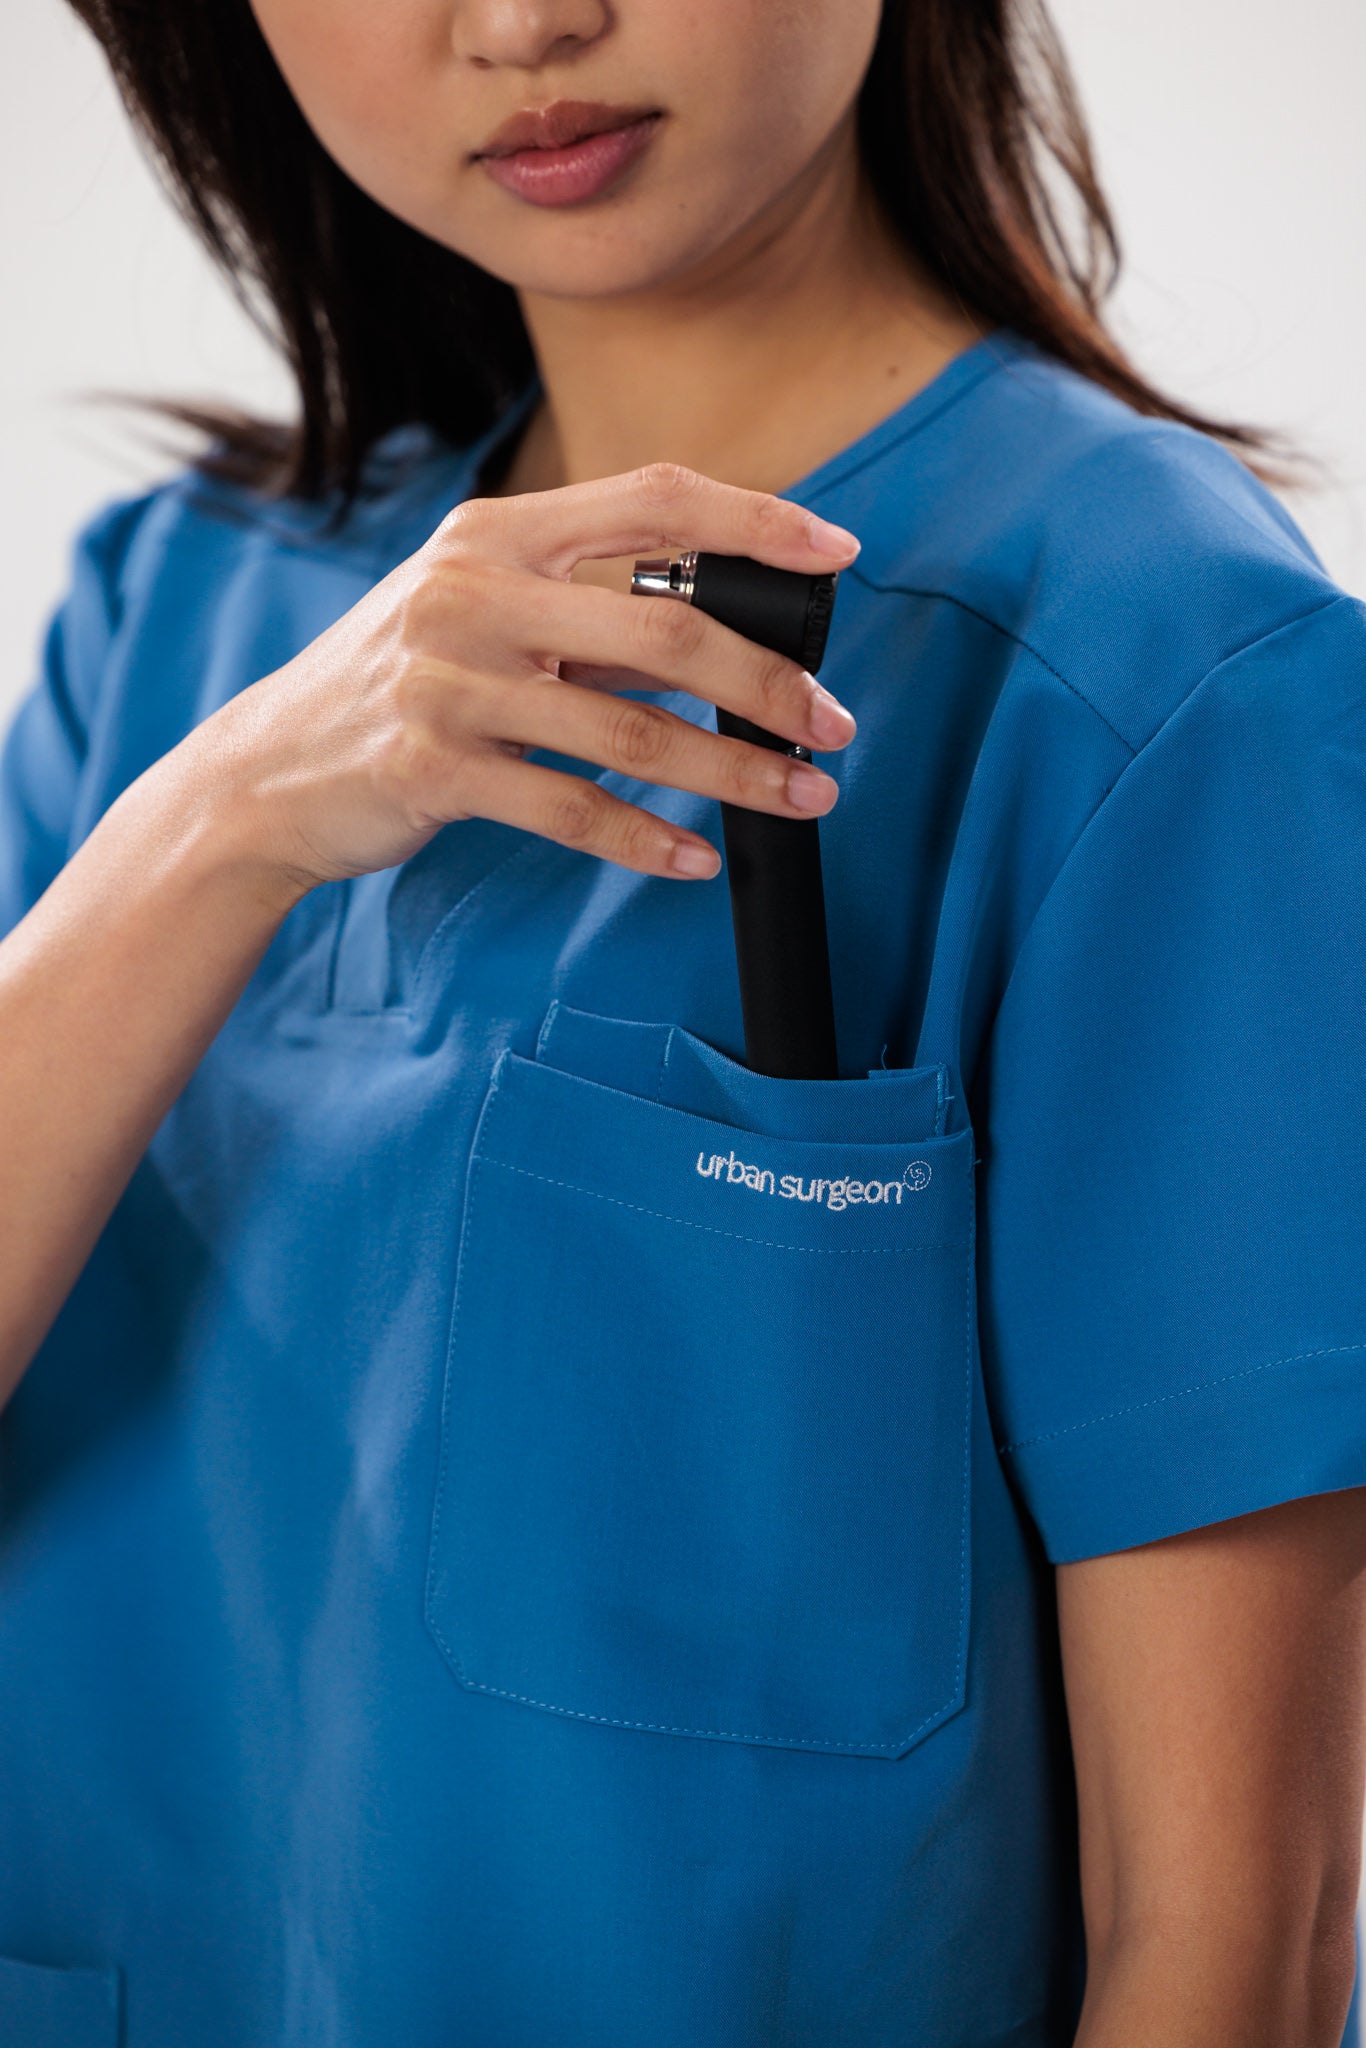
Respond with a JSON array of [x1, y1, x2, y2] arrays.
[[996, 1340, 1366, 1455]]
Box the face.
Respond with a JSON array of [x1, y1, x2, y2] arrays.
[[246, 0, 884, 301]]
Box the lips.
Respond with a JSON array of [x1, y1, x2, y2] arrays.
[[474, 99, 661, 161], [471, 98, 666, 211]]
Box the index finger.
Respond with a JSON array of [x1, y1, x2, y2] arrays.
[[455, 460, 861, 579]]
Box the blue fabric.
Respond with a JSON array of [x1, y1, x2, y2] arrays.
[[1, 331, 1363, 2044], [0, 1959, 120, 2048]]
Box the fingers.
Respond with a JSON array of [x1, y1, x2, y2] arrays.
[[438, 459, 860, 580], [466, 752, 724, 880], [499, 573, 857, 755], [497, 675, 839, 821]]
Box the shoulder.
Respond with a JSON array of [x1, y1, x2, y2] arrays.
[[82, 419, 469, 593], [11, 425, 477, 850], [862, 337, 1349, 755], [52, 480, 176, 716], [49, 423, 472, 729]]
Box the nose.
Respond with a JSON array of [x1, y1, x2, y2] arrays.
[[454, 0, 612, 70]]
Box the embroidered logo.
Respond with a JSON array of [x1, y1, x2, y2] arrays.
[[694, 1149, 932, 1211]]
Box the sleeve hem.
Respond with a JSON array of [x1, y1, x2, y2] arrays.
[[999, 1339, 1366, 1564]]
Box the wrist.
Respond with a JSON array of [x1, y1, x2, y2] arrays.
[[95, 745, 315, 945], [126, 722, 320, 926]]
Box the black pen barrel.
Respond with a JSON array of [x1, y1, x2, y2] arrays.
[[714, 706, 840, 1081]]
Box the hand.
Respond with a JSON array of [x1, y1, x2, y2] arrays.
[[187, 460, 861, 896]]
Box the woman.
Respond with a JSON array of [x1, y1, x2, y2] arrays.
[[2, 1, 1364, 2042]]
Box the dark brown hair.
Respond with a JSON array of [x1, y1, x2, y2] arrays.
[[66, 0, 1271, 509]]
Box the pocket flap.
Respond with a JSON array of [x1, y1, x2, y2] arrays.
[[535, 1000, 951, 1143], [481, 1049, 970, 1253]]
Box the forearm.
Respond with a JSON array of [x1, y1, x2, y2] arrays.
[[0, 743, 307, 1404], [1060, 1501, 1366, 2048], [1074, 1911, 1357, 2048]]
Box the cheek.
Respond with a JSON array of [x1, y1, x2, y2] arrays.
[[696, 0, 888, 132], [249, 0, 453, 206], [676, 0, 883, 184]]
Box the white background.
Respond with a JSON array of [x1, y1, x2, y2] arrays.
[[3, 0, 1366, 720]]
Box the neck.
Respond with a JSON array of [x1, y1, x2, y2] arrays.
[[499, 111, 982, 501]]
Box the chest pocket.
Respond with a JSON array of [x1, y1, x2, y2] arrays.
[[425, 1003, 975, 1759]]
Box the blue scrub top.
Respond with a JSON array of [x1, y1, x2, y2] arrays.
[[2, 331, 1365, 2047]]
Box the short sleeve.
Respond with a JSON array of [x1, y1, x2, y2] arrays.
[[978, 595, 1366, 1563], [0, 490, 156, 938]]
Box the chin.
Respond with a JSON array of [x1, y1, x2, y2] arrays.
[[496, 257, 687, 300], [449, 191, 764, 303]]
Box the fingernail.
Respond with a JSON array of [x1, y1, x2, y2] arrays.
[[671, 839, 721, 878], [806, 514, 860, 558], [787, 762, 839, 814], [805, 678, 857, 747]]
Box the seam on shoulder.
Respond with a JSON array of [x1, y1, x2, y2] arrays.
[[848, 576, 1350, 767], [970, 587, 1355, 1067], [1130, 590, 1354, 773], [844, 567, 1138, 755]]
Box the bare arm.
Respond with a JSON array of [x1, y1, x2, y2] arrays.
[[0, 754, 306, 1404], [0, 464, 859, 1404], [1060, 1487, 1366, 2048]]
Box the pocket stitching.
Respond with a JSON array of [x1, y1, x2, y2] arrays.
[[476, 1152, 967, 1257], [426, 1136, 975, 1755], [433, 1674, 961, 1754], [427, 1159, 964, 1751]]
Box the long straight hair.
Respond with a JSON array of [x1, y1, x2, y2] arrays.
[[66, 0, 1271, 508]]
